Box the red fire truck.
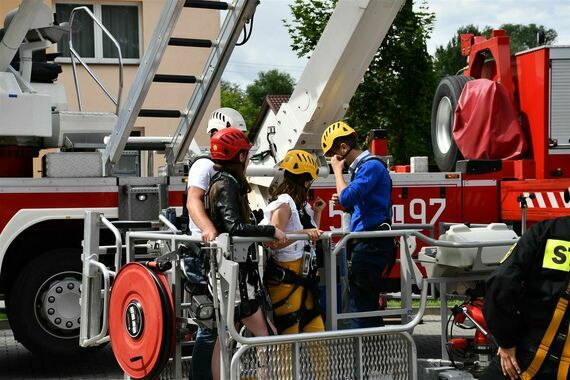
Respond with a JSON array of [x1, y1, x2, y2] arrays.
[[1, 0, 569, 359]]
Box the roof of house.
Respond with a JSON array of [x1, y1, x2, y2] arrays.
[[248, 94, 291, 140]]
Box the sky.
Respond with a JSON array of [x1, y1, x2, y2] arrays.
[[222, 0, 570, 89]]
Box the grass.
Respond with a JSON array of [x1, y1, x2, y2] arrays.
[[0, 312, 6, 320], [387, 298, 462, 309]]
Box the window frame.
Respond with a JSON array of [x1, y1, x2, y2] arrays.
[[54, 0, 143, 65]]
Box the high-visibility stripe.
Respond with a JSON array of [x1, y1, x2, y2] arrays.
[[548, 192, 560, 208]]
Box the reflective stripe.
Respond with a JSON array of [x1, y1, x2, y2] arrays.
[[543, 239, 570, 272]]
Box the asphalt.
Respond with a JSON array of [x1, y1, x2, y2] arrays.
[[0, 315, 446, 379]]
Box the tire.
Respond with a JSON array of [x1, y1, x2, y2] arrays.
[[431, 75, 473, 172], [8, 249, 99, 356]]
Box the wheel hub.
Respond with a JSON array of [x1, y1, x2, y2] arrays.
[[39, 275, 82, 333], [436, 96, 453, 155]]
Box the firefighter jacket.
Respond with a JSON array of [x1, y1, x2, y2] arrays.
[[484, 216, 570, 350], [207, 171, 276, 238]]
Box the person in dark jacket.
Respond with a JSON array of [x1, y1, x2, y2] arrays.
[[206, 127, 286, 380], [482, 216, 570, 380], [321, 121, 395, 329]]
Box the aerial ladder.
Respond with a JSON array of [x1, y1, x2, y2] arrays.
[[102, 0, 258, 176], [246, 0, 404, 205]]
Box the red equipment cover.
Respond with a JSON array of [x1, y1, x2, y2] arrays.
[[453, 79, 527, 160]]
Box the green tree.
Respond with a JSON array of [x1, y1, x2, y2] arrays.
[[220, 80, 257, 128], [433, 25, 490, 80], [434, 24, 557, 79], [246, 69, 295, 108], [286, 0, 436, 163], [501, 23, 557, 53]]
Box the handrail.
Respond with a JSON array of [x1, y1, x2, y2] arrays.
[[332, 229, 518, 256], [100, 216, 122, 270], [68, 6, 124, 114], [159, 214, 181, 234], [81, 260, 113, 346]]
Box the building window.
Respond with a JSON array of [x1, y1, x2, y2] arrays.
[[55, 2, 141, 63]]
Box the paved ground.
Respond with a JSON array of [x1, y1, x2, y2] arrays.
[[0, 314, 445, 379]]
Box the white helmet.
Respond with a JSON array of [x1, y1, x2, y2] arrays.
[[207, 107, 247, 134]]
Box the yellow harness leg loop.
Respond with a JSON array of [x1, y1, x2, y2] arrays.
[[521, 284, 569, 380]]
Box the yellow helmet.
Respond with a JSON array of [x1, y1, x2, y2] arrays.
[[321, 121, 356, 155], [280, 150, 319, 180]]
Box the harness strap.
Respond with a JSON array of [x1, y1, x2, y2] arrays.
[[521, 281, 570, 380], [558, 322, 570, 380], [266, 259, 323, 333]]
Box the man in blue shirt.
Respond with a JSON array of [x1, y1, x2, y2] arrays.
[[321, 121, 395, 328]]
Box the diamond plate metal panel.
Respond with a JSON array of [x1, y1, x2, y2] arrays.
[[237, 333, 412, 380]]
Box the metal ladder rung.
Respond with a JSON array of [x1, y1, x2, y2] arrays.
[[184, 0, 230, 10], [169, 37, 214, 48], [153, 74, 199, 84], [139, 109, 182, 118]]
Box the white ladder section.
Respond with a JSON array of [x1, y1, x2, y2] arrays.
[[102, 0, 258, 175]]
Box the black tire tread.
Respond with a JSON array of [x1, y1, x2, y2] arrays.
[[431, 75, 474, 172], [8, 249, 100, 356]]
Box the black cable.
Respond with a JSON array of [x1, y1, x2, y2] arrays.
[[236, 13, 255, 46], [445, 310, 459, 368]]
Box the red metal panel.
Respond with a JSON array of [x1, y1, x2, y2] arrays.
[[462, 179, 500, 224], [0, 192, 118, 233], [514, 48, 550, 179], [168, 191, 184, 207], [500, 179, 570, 221], [464, 30, 516, 104]]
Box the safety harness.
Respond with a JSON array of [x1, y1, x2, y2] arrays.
[[205, 171, 274, 335], [521, 277, 570, 380], [264, 206, 324, 333]]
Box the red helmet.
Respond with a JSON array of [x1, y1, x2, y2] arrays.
[[210, 127, 252, 161]]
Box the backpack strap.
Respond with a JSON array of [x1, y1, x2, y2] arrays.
[[183, 155, 213, 218]]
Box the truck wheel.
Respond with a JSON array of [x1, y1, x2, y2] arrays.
[[8, 249, 98, 356], [431, 75, 473, 172]]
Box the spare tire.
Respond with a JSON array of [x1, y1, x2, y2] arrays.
[[431, 75, 473, 172]]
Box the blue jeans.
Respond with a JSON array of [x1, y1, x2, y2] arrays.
[[348, 238, 395, 329], [191, 327, 217, 380]]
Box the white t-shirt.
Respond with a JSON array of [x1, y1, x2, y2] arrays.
[[261, 193, 316, 262], [187, 158, 216, 236]]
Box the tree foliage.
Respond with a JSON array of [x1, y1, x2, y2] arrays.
[[434, 24, 557, 79], [285, 0, 436, 163], [246, 69, 295, 108], [221, 69, 295, 129], [433, 24, 487, 80], [220, 80, 256, 128]]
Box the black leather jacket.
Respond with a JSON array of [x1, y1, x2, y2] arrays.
[[207, 171, 275, 238]]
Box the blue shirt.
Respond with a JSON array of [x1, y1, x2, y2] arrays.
[[339, 150, 391, 232]]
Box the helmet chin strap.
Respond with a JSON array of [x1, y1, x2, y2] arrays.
[[340, 146, 353, 160]]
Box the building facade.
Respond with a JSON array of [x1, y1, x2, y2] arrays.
[[0, 0, 220, 175]]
